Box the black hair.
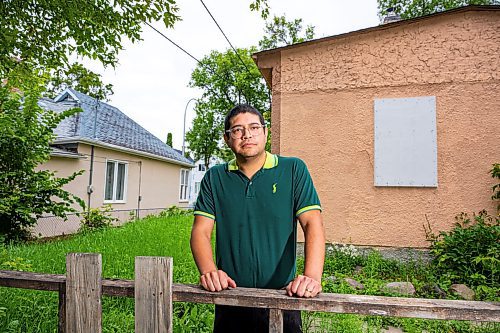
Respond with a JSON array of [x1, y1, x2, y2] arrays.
[[224, 104, 265, 133]]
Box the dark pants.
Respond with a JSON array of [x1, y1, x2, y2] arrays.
[[214, 305, 302, 333]]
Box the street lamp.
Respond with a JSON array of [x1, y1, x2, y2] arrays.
[[182, 98, 197, 155]]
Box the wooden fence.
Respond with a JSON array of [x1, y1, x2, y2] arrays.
[[0, 253, 499, 332]]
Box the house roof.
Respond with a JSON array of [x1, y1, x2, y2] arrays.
[[39, 89, 193, 167], [253, 5, 500, 59], [174, 149, 195, 164]]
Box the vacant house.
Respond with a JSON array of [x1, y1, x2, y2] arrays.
[[253, 6, 500, 248], [35, 89, 194, 236]]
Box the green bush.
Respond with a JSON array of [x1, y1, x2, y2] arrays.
[[0, 69, 84, 243], [159, 205, 192, 218], [79, 205, 117, 231], [426, 210, 499, 290], [491, 163, 500, 211]]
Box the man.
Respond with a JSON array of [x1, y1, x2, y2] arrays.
[[190, 104, 325, 332]]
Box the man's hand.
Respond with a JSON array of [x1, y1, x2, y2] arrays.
[[286, 275, 322, 298], [200, 270, 237, 292]]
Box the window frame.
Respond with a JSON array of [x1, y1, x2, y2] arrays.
[[179, 168, 190, 202], [103, 159, 128, 204]]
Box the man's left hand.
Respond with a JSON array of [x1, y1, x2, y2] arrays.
[[286, 275, 322, 298]]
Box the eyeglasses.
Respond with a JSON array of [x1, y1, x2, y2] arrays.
[[225, 123, 266, 139]]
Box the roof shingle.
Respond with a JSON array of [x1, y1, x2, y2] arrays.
[[40, 89, 193, 166]]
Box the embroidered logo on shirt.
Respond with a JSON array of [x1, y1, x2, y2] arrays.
[[272, 183, 277, 193]]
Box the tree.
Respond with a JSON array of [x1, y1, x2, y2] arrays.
[[185, 105, 223, 167], [0, 0, 180, 75], [259, 15, 315, 50], [377, 0, 499, 20], [1, 1, 181, 101], [0, 70, 84, 242], [46, 63, 114, 101], [0, 1, 182, 242], [186, 15, 315, 164], [186, 47, 270, 164], [166, 132, 173, 147]]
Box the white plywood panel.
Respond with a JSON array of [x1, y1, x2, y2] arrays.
[[374, 96, 437, 187]]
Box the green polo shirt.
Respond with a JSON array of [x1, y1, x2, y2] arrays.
[[194, 152, 321, 289]]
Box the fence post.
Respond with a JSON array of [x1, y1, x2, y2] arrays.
[[65, 253, 102, 333], [58, 282, 66, 333], [135, 256, 173, 333], [269, 308, 283, 333]]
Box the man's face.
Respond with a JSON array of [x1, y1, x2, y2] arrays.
[[224, 112, 267, 159]]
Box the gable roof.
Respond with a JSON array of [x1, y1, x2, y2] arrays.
[[253, 5, 500, 57], [39, 89, 193, 167]]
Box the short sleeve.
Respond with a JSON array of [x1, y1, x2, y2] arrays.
[[293, 159, 322, 217], [194, 170, 216, 220]]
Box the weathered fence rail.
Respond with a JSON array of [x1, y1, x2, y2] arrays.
[[0, 253, 499, 333]]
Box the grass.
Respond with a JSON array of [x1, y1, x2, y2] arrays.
[[0, 214, 213, 333], [1, 215, 499, 332]]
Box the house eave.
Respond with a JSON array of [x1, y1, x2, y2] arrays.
[[50, 151, 86, 159], [54, 137, 195, 168], [252, 5, 500, 59]]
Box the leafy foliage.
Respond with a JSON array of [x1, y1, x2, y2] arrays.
[[159, 205, 192, 218], [1, 1, 181, 101], [490, 163, 500, 211], [186, 47, 269, 164], [0, 0, 180, 75], [185, 107, 224, 167], [377, 0, 499, 20], [46, 63, 114, 101], [186, 15, 315, 163], [425, 210, 499, 290], [0, 0, 183, 242], [79, 205, 117, 232], [249, 0, 270, 19], [0, 69, 85, 243], [259, 15, 315, 50], [166, 132, 173, 147]]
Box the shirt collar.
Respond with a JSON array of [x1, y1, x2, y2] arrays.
[[228, 152, 278, 171]]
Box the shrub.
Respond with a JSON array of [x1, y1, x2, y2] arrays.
[[159, 205, 192, 218], [426, 210, 499, 290], [491, 163, 500, 212], [0, 69, 84, 243], [79, 205, 117, 231]]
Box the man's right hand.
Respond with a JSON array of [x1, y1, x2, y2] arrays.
[[200, 270, 237, 292]]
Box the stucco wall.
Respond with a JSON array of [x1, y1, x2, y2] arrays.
[[41, 144, 189, 210], [36, 144, 190, 236], [257, 10, 500, 247]]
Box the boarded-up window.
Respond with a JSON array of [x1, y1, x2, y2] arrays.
[[374, 96, 437, 187]]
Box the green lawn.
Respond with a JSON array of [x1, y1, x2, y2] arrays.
[[0, 215, 213, 332], [1, 215, 498, 333]]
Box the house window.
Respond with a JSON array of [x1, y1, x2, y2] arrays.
[[104, 160, 128, 202], [179, 169, 190, 201], [195, 181, 201, 195], [374, 96, 437, 187], [198, 164, 206, 171]]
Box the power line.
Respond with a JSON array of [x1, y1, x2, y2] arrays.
[[144, 22, 235, 105], [144, 20, 255, 106], [199, 0, 253, 76], [144, 22, 202, 65]]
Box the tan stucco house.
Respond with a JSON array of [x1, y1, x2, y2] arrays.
[[35, 89, 194, 236], [253, 5, 500, 248]]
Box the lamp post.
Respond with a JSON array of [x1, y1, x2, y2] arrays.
[[182, 98, 197, 155]]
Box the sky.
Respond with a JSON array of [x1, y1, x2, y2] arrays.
[[82, 0, 380, 151]]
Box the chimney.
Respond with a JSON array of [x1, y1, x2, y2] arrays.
[[383, 7, 402, 24]]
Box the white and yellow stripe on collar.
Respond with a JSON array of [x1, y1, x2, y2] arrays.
[[228, 152, 278, 171]]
